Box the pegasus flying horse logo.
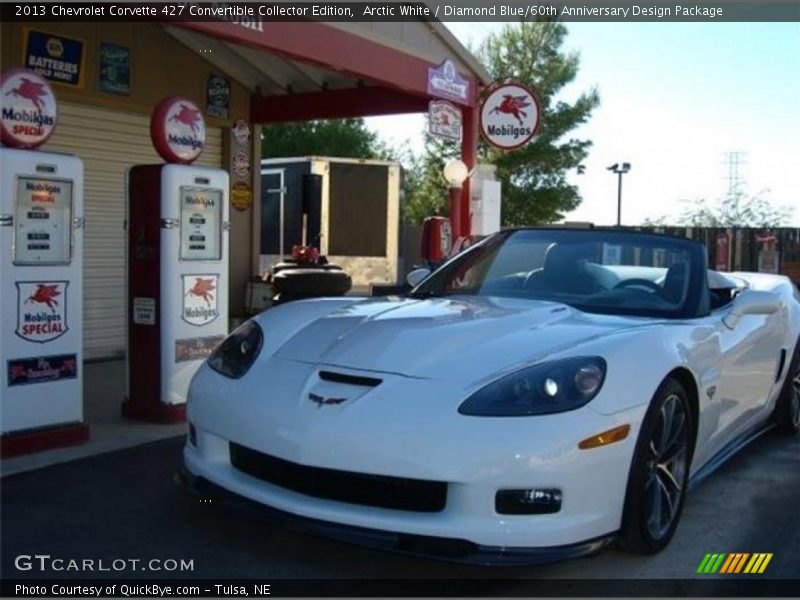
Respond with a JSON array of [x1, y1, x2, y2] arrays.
[[25, 284, 61, 312], [169, 103, 202, 135], [5, 77, 48, 112], [185, 277, 216, 306], [490, 94, 532, 126]]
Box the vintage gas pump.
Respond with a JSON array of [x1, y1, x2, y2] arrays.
[[0, 69, 87, 455], [123, 96, 229, 423], [420, 216, 452, 269]]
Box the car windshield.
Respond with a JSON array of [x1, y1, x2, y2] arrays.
[[411, 229, 706, 319]]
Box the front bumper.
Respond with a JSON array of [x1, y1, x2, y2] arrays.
[[186, 359, 644, 553], [176, 467, 614, 566]]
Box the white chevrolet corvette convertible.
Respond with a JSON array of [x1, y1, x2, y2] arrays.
[[182, 228, 800, 564]]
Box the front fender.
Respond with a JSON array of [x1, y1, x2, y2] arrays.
[[564, 325, 715, 416]]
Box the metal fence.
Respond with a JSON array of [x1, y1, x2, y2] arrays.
[[618, 226, 800, 282]]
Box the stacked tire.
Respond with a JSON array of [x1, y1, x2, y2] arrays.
[[270, 259, 352, 304]]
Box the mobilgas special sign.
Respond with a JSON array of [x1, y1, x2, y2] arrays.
[[0, 68, 58, 149], [16, 281, 69, 343], [479, 82, 542, 150]]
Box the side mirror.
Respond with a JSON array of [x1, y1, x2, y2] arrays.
[[723, 289, 781, 329], [406, 268, 431, 288]]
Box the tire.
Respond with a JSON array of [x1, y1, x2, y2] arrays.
[[774, 342, 800, 435], [271, 261, 343, 276], [619, 378, 693, 554], [272, 268, 352, 297]]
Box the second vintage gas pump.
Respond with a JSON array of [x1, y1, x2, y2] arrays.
[[0, 69, 87, 456], [123, 96, 229, 423]]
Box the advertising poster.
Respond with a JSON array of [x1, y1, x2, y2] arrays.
[[99, 42, 130, 95], [24, 29, 84, 87]]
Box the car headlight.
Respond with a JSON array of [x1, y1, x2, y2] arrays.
[[207, 320, 263, 379], [458, 357, 606, 416]]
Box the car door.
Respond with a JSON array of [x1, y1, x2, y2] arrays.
[[707, 299, 784, 453]]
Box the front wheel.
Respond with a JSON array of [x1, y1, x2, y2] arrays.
[[619, 378, 693, 554]]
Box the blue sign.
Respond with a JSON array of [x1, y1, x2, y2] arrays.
[[25, 30, 84, 87], [427, 60, 470, 104], [8, 354, 78, 387]]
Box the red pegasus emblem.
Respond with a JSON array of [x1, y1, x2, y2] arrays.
[[490, 94, 532, 126], [169, 104, 202, 135], [6, 77, 48, 112], [25, 284, 61, 312], [186, 277, 216, 306]]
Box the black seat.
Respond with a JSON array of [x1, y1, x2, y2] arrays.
[[664, 262, 688, 303], [526, 243, 598, 295]]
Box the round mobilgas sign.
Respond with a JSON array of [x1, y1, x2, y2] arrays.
[[0, 68, 58, 149], [479, 82, 542, 151], [150, 96, 206, 164]]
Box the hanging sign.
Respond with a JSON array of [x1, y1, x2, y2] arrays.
[[428, 100, 462, 142], [479, 82, 542, 150], [427, 60, 469, 103]]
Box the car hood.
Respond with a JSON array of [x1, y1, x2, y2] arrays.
[[273, 295, 656, 384]]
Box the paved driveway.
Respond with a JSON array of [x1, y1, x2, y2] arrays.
[[2, 431, 798, 594]]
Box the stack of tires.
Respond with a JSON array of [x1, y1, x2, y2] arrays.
[[269, 257, 352, 305]]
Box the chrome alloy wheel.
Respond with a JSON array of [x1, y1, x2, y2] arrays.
[[644, 394, 689, 540]]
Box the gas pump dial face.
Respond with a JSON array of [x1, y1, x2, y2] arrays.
[[13, 177, 73, 265], [179, 186, 222, 261]]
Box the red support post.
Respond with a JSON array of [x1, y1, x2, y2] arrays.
[[449, 187, 461, 241], [460, 105, 479, 237]]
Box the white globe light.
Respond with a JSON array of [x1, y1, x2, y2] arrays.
[[443, 159, 469, 188]]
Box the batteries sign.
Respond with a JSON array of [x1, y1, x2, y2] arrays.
[[14, 177, 72, 265], [180, 187, 222, 261]]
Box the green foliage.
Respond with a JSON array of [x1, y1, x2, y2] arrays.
[[402, 136, 459, 225], [261, 118, 390, 159], [649, 188, 793, 227], [404, 22, 600, 226]]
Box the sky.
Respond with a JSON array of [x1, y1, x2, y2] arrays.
[[365, 22, 800, 226]]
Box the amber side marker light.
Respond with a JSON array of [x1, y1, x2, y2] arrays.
[[578, 424, 631, 450]]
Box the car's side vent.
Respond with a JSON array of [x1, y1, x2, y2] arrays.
[[319, 370, 382, 387], [775, 349, 787, 383]]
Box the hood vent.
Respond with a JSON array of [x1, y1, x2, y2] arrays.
[[319, 370, 382, 388]]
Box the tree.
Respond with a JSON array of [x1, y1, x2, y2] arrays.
[[404, 21, 600, 226], [479, 22, 599, 226], [401, 135, 457, 225], [261, 118, 390, 159], [646, 188, 793, 227]]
